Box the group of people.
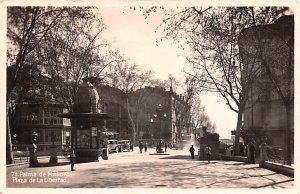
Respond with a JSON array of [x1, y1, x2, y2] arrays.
[[138, 141, 169, 153], [138, 142, 148, 153]]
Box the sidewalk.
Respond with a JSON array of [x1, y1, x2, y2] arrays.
[[6, 153, 293, 188]]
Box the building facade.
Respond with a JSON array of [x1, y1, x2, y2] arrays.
[[12, 103, 71, 152], [238, 15, 294, 151], [131, 86, 192, 145], [12, 84, 193, 149], [96, 85, 130, 140]]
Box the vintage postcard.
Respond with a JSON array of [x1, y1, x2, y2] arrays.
[[1, 0, 299, 194]]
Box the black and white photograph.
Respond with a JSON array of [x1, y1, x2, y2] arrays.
[[1, 1, 298, 193]]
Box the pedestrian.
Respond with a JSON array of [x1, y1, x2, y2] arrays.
[[248, 140, 256, 164], [230, 146, 234, 156], [189, 145, 195, 159], [139, 142, 143, 153], [244, 144, 248, 157], [70, 149, 76, 171], [144, 143, 148, 152], [206, 144, 212, 163], [156, 142, 160, 153], [130, 142, 134, 152], [165, 142, 168, 152]]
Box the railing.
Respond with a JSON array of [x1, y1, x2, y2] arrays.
[[11, 144, 71, 164], [265, 146, 293, 165], [35, 144, 71, 155], [260, 145, 294, 177]]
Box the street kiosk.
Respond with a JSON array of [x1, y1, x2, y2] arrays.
[[59, 78, 111, 162]]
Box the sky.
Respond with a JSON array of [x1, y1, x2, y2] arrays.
[[98, 7, 236, 139]]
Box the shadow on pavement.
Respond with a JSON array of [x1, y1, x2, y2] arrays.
[[205, 170, 292, 188], [67, 161, 292, 188], [242, 166, 261, 170], [32, 161, 70, 168], [8, 155, 293, 189], [223, 162, 246, 165], [159, 155, 222, 164], [251, 179, 294, 188], [159, 155, 190, 160]]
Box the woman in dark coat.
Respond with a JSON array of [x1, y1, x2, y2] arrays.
[[189, 145, 195, 159]]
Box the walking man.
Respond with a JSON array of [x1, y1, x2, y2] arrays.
[[70, 149, 76, 171], [144, 143, 148, 152], [189, 145, 195, 159], [206, 144, 212, 163], [248, 140, 256, 164], [165, 142, 168, 152], [130, 142, 134, 152], [139, 142, 143, 153]]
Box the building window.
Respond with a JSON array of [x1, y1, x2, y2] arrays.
[[45, 129, 61, 143], [37, 129, 44, 143], [45, 130, 50, 142], [44, 107, 63, 125], [45, 117, 51, 125]]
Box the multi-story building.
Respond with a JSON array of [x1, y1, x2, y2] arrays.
[[96, 85, 129, 139], [12, 103, 71, 152], [12, 83, 193, 150], [238, 15, 294, 151], [131, 86, 192, 144], [95, 84, 192, 144]]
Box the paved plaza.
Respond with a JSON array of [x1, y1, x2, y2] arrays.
[[6, 147, 293, 188]]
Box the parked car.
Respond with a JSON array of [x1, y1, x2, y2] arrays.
[[118, 140, 131, 152], [107, 140, 119, 153]]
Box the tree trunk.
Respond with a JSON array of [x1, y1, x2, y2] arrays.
[[176, 119, 181, 140], [126, 95, 136, 144], [6, 104, 14, 164], [285, 46, 293, 165], [234, 110, 243, 156], [285, 102, 292, 165]]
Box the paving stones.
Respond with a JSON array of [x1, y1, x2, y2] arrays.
[[6, 147, 293, 188]]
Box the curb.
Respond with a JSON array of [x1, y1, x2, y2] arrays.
[[7, 162, 29, 168], [261, 161, 294, 177]]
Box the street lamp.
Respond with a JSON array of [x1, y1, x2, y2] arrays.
[[156, 104, 167, 139], [153, 103, 167, 153], [150, 118, 154, 147]]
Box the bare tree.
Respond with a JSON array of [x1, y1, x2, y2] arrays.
[[190, 95, 216, 138], [33, 9, 108, 112], [105, 60, 156, 143], [155, 6, 288, 155], [6, 6, 98, 164], [7, 7, 97, 98]]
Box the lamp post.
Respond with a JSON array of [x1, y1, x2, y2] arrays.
[[152, 103, 168, 153], [150, 118, 154, 147], [153, 104, 167, 139]]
